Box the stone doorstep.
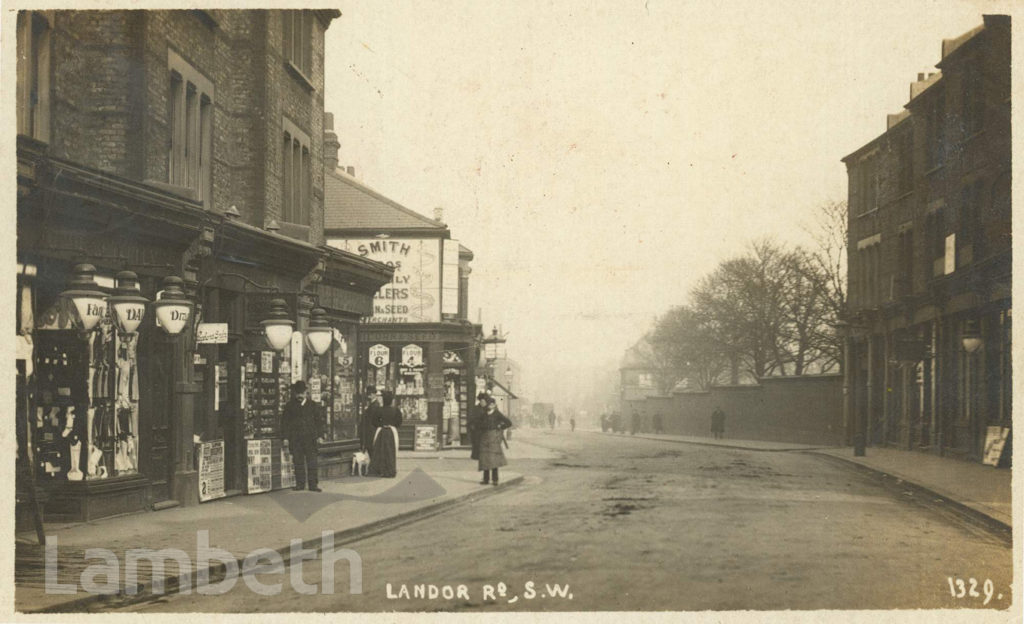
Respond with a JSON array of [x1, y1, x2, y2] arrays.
[[19, 474, 524, 614]]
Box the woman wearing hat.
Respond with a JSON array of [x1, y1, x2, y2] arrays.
[[477, 396, 512, 485], [369, 390, 403, 478]]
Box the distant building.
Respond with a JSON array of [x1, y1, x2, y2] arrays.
[[841, 15, 1010, 461], [322, 121, 481, 448]]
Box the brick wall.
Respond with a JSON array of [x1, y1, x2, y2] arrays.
[[625, 375, 843, 446], [42, 9, 330, 241]]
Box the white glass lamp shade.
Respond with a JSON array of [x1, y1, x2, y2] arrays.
[[264, 321, 294, 351], [262, 298, 295, 351], [108, 271, 149, 334], [306, 307, 333, 355], [61, 264, 108, 332], [72, 295, 108, 331], [962, 336, 983, 353], [307, 329, 332, 355], [153, 276, 192, 335]]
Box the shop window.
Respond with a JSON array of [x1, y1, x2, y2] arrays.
[[282, 10, 313, 78], [168, 51, 214, 206], [31, 311, 140, 483], [282, 119, 311, 226], [16, 11, 51, 142]]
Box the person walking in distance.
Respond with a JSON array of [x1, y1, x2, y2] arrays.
[[548, 410, 556, 430], [282, 381, 323, 492], [369, 390, 403, 478], [478, 396, 512, 485], [570, 415, 576, 432], [653, 412, 664, 434], [711, 406, 726, 439]]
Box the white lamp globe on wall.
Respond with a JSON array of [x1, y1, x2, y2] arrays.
[[962, 320, 983, 353], [61, 264, 108, 331], [153, 276, 192, 336], [306, 307, 333, 356], [108, 271, 149, 334], [262, 298, 295, 351]]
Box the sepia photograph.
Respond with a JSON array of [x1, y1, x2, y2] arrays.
[[5, 0, 1019, 620]]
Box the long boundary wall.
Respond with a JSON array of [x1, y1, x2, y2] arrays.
[[624, 374, 843, 446]]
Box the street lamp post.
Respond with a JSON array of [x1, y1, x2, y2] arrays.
[[835, 319, 865, 457], [506, 366, 514, 440]]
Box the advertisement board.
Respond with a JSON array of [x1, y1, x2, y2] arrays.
[[329, 238, 441, 323]]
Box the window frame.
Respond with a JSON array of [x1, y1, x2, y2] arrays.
[[282, 118, 312, 226], [16, 10, 52, 142], [167, 50, 214, 207], [282, 10, 313, 80]]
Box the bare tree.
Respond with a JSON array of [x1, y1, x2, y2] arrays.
[[649, 305, 728, 390], [802, 200, 848, 370]]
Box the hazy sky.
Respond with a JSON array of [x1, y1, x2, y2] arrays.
[[321, 1, 996, 401]]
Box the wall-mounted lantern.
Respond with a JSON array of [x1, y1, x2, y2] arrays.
[[61, 264, 108, 331], [107, 271, 150, 334], [306, 307, 333, 356], [153, 276, 193, 336], [962, 319, 983, 353], [261, 298, 295, 351]]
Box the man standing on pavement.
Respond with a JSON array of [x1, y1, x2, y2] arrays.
[[282, 380, 322, 492], [468, 392, 488, 460]]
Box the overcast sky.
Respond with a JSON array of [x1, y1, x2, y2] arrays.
[[324, 0, 995, 401]]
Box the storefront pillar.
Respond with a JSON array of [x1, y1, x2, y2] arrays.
[[170, 323, 200, 506]]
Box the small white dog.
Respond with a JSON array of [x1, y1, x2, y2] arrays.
[[351, 451, 370, 476]]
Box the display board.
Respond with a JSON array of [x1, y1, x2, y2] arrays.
[[242, 350, 281, 439], [982, 426, 1010, 466], [245, 439, 273, 494], [198, 440, 226, 502], [414, 424, 438, 451]]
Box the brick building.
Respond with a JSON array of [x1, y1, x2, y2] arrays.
[[841, 15, 1010, 462], [322, 117, 483, 450], [16, 10, 393, 522]]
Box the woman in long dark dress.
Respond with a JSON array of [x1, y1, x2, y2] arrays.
[[370, 390, 402, 478], [477, 396, 512, 485]]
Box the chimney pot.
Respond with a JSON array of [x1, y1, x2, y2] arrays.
[[434, 206, 444, 222], [346, 166, 355, 176], [917, 72, 925, 81]]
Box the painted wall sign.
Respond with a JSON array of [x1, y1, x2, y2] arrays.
[[328, 238, 441, 323]]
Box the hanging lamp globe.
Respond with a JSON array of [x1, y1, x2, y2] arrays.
[[107, 271, 150, 334], [153, 276, 192, 335], [306, 307, 333, 356], [262, 298, 295, 351], [61, 264, 108, 331]]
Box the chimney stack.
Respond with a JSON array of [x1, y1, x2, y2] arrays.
[[917, 72, 926, 81], [434, 206, 444, 222], [324, 112, 340, 172], [346, 166, 355, 177]]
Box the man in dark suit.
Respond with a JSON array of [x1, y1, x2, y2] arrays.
[[282, 380, 323, 492]]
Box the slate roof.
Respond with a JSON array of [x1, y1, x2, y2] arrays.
[[324, 167, 447, 233]]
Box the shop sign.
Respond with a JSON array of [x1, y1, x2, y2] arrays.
[[402, 344, 424, 367], [369, 344, 390, 368], [198, 440, 226, 502], [328, 238, 441, 324], [414, 425, 438, 451], [196, 323, 229, 344]]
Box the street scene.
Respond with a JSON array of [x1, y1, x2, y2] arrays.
[[9, 1, 1017, 621]]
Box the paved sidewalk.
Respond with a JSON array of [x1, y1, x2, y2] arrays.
[[587, 429, 1012, 529], [15, 459, 522, 613], [812, 447, 1012, 529], [398, 435, 562, 461], [595, 430, 831, 452]]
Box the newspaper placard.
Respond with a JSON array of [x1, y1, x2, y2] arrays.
[[414, 424, 438, 451], [198, 440, 226, 502]]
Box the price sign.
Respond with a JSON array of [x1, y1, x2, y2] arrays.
[[369, 344, 390, 368], [402, 344, 424, 367]]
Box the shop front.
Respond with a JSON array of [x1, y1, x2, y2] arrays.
[[358, 325, 479, 450]]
